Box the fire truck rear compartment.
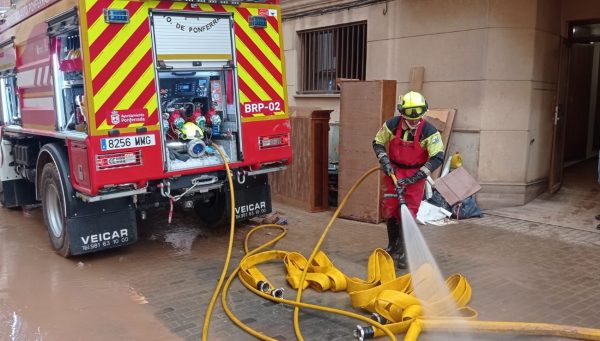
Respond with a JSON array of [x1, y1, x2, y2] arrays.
[[157, 71, 239, 171], [150, 12, 241, 172]]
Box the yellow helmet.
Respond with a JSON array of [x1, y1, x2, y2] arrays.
[[398, 91, 428, 120], [179, 121, 204, 141]]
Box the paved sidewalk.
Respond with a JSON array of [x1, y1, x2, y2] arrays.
[[84, 202, 600, 340], [487, 159, 600, 233]]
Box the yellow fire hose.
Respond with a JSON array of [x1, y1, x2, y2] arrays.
[[201, 144, 238, 340], [202, 151, 395, 341], [202, 146, 600, 341]]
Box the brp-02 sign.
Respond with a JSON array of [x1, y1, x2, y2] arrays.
[[241, 100, 284, 117]]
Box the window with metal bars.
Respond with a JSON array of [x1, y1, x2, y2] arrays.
[[298, 21, 367, 94]]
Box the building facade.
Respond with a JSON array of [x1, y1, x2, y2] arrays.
[[281, 0, 600, 208]]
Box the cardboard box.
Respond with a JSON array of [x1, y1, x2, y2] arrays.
[[434, 167, 481, 206]]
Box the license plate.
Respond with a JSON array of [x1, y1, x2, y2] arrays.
[[100, 135, 156, 151]]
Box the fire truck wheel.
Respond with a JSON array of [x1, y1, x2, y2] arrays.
[[194, 190, 229, 229], [40, 163, 71, 257]]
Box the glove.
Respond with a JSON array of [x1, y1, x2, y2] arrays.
[[397, 170, 427, 186], [378, 154, 394, 176]]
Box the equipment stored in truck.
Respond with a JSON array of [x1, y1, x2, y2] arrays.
[[0, 0, 291, 256]]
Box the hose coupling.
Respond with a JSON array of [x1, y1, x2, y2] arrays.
[[370, 313, 387, 325], [353, 325, 375, 341], [271, 287, 285, 299], [257, 281, 271, 293]]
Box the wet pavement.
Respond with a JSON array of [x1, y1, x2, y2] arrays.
[[1, 200, 600, 340], [0, 207, 175, 340]]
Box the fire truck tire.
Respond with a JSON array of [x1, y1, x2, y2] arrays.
[[40, 162, 71, 257], [194, 190, 229, 229]]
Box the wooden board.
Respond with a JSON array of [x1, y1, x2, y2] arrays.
[[425, 108, 456, 179], [338, 80, 397, 223], [409, 67, 425, 92]]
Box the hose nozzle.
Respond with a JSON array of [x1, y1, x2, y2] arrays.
[[257, 281, 271, 293], [395, 185, 406, 205], [271, 287, 285, 299], [353, 325, 375, 341]]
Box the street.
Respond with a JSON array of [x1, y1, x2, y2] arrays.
[[2, 202, 600, 340], [1, 0, 600, 340]]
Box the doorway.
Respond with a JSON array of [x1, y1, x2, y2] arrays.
[[551, 19, 600, 191], [563, 41, 600, 165], [501, 19, 600, 231]]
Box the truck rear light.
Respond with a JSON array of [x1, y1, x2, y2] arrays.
[[96, 151, 142, 170], [259, 134, 289, 149]]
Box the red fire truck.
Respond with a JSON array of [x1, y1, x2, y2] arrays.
[[0, 0, 291, 256]]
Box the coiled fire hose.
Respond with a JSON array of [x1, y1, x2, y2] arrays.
[[203, 145, 600, 341]]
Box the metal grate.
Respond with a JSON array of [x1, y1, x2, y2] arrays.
[[298, 21, 367, 94]]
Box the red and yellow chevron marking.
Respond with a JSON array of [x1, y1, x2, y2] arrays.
[[80, 0, 287, 135], [234, 6, 287, 122], [82, 0, 171, 134]]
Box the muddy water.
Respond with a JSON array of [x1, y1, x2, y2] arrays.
[[0, 208, 176, 340]]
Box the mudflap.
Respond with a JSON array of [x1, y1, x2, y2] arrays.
[[1, 179, 36, 208], [66, 205, 137, 256], [226, 173, 272, 221], [40, 143, 138, 255]]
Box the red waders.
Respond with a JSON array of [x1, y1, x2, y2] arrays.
[[381, 118, 429, 220]]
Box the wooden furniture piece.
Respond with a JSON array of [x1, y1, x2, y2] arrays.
[[270, 107, 332, 212], [338, 80, 397, 224]]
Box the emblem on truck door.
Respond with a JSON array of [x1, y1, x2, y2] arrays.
[[110, 111, 120, 125]]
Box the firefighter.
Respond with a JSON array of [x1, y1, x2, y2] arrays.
[[373, 91, 445, 269]]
